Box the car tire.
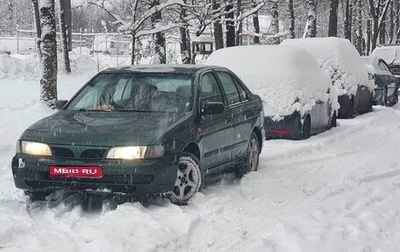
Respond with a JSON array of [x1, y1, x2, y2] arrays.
[[327, 112, 337, 130], [24, 190, 52, 201], [169, 153, 202, 205], [300, 116, 311, 140], [347, 98, 354, 118], [82, 192, 104, 212], [235, 132, 260, 178]]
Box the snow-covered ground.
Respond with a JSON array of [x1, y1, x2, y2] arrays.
[[1, 52, 400, 252]]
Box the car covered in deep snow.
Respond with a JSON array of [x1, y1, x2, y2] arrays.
[[361, 56, 398, 106], [206, 45, 338, 140], [11, 64, 265, 206], [371, 44, 400, 82], [281, 37, 374, 118]]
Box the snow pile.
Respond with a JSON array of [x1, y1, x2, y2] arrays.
[[0, 54, 38, 80], [281, 37, 373, 96], [205, 45, 333, 120]]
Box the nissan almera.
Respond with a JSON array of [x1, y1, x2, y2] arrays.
[[11, 64, 264, 205]]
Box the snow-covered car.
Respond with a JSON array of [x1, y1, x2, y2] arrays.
[[281, 37, 374, 118], [206, 45, 338, 140], [11, 65, 265, 206], [371, 44, 400, 82], [361, 56, 398, 106]]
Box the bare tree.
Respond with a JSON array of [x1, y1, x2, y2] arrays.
[[367, 0, 392, 52]]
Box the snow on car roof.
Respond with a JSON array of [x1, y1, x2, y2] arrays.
[[371, 45, 400, 65], [281, 37, 373, 96], [205, 45, 332, 119]]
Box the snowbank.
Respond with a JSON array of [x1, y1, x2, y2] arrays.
[[205, 45, 333, 120], [0, 54, 37, 80], [281, 37, 373, 96]]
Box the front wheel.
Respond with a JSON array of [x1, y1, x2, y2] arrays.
[[235, 132, 260, 178], [169, 154, 202, 205]]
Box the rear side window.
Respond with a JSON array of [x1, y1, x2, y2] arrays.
[[200, 72, 223, 103], [216, 71, 241, 106]]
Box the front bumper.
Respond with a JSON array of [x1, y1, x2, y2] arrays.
[[11, 154, 178, 196]]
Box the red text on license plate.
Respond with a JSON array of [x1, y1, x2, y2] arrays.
[[49, 165, 102, 178]]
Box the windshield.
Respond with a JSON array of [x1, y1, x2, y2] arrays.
[[66, 73, 194, 113]]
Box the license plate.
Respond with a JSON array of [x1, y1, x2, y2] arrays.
[[49, 165, 102, 178]]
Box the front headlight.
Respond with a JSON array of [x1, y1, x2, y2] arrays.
[[106, 145, 164, 160], [17, 141, 52, 156]]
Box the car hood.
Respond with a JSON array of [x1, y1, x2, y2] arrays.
[[20, 111, 185, 146]]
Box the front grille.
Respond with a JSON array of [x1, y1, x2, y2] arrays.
[[50, 146, 109, 159], [80, 149, 107, 159], [52, 147, 74, 158]]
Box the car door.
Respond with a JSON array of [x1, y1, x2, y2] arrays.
[[197, 71, 234, 170], [214, 70, 254, 160]]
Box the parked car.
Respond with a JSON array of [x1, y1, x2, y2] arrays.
[[206, 45, 338, 140], [11, 65, 265, 206], [282, 37, 374, 118], [361, 56, 398, 106], [371, 44, 400, 83]]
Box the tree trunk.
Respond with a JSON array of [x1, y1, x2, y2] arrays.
[[389, 0, 394, 43], [306, 0, 317, 38], [328, 0, 339, 37], [39, 0, 58, 108], [396, 0, 400, 43], [235, 0, 242, 46], [287, 0, 295, 39], [179, 5, 191, 64], [225, 2, 235, 47], [150, 0, 166, 64], [271, 1, 280, 44], [355, 0, 362, 54], [367, 17, 372, 55], [131, 31, 136, 65], [32, 0, 41, 58], [344, 0, 351, 40], [58, 0, 71, 74], [63, 0, 72, 51], [213, 0, 224, 49]]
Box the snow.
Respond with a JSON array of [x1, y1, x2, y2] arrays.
[[205, 45, 336, 120], [281, 37, 374, 96], [371, 45, 400, 65], [2, 52, 400, 251]]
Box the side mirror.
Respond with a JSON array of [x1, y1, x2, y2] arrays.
[[55, 100, 68, 110], [202, 102, 225, 115]]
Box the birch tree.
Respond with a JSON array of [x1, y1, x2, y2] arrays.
[[271, 0, 280, 44], [305, 0, 317, 37]]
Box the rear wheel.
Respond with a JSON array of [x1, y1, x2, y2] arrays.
[[235, 132, 260, 178], [300, 116, 311, 140], [169, 154, 202, 205], [328, 112, 337, 129]]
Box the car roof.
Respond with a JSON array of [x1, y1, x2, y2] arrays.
[[100, 64, 224, 75]]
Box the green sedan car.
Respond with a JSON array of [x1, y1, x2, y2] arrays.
[[11, 64, 264, 205]]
